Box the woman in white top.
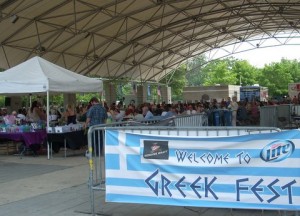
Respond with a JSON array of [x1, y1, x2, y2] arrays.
[[186, 104, 197, 115]]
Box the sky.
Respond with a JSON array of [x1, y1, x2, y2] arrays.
[[231, 45, 300, 68]]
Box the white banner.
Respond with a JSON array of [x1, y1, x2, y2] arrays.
[[105, 129, 300, 210]]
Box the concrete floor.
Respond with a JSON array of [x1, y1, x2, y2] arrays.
[[0, 152, 298, 216]]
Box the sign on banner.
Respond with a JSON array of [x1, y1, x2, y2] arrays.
[[105, 129, 300, 210]]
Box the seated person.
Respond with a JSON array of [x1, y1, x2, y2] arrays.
[[3, 111, 17, 125], [185, 104, 197, 115], [162, 105, 178, 119], [113, 108, 124, 122], [26, 101, 46, 122], [142, 105, 154, 120], [125, 104, 135, 116], [133, 108, 144, 121], [64, 104, 77, 125], [17, 108, 27, 121]]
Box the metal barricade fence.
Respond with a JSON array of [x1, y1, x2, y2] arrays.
[[260, 104, 295, 128], [174, 113, 208, 127], [86, 124, 281, 216]]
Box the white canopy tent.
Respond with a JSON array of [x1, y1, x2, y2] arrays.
[[0, 56, 103, 127]]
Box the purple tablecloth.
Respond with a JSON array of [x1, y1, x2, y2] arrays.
[[0, 130, 47, 147]]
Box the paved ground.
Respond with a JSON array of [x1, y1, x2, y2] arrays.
[[0, 151, 298, 216]]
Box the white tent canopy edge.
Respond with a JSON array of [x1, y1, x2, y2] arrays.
[[0, 56, 102, 94], [0, 56, 103, 129]]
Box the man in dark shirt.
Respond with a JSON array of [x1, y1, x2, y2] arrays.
[[85, 97, 107, 127], [85, 97, 107, 156]]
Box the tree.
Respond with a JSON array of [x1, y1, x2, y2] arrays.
[[186, 55, 208, 86], [232, 60, 260, 86], [258, 59, 295, 96], [282, 59, 300, 82], [159, 64, 187, 101], [202, 58, 237, 85]]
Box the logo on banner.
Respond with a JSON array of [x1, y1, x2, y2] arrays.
[[143, 140, 169, 160], [260, 140, 295, 162]]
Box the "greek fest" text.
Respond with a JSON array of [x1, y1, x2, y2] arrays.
[[145, 169, 296, 204]]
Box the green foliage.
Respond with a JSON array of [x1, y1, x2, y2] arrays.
[[186, 55, 208, 86], [232, 60, 260, 86], [117, 83, 132, 99], [159, 64, 187, 101], [184, 55, 300, 98], [258, 58, 298, 96], [202, 58, 237, 85], [0, 96, 4, 107]]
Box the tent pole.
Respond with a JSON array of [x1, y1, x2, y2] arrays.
[[29, 94, 32, 107], [46, 90, 50, 160], [46, 91, 49, 128]]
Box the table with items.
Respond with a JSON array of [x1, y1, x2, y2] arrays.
[[0, 124, 47, 155], [47, 124, 87, 159]]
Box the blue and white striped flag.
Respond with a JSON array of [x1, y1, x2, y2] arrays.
[[147, 85, 151, 96], [105, 129, 300, 210], [131, 82, 137, 95], [157, 85, 161, 96]]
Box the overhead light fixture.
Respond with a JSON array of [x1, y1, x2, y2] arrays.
[[10, 14, 19, 24], [192, 17, 199, 22], [39, 46, 46, 52], [289, 21, 295, 27], [93, 54, 99, 60], [35, 46, 45, 54], [278, 6, 284, 14], [256, 44, 260, 48], [168, 49, 174, 55]]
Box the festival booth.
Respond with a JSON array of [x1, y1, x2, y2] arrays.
[[0, 56, 103, 157]]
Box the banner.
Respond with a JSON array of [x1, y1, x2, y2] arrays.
[[289, 83, 300, 99], [131, 82, 137, 95], [157, 85, 161, 96], [147, 85, 151, 96], [105, 129, 300, 210], [118, 84, 123, 96]]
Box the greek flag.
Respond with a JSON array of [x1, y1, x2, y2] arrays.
[[157, 85, 161, 96], [147, 85, 151, 96], [131, 82, 137, 95], [105, 129, 300, 210]]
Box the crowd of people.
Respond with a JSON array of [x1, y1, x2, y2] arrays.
[[92, 95, 298, 127], [1, 94, 297, 128], [95, 96, 257, 126], [74, 96, 265, 127]]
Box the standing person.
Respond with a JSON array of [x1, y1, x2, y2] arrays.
[[85, 97, 107, 127], [84, 97, 107, 155], [228, 96, 239, 126]]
